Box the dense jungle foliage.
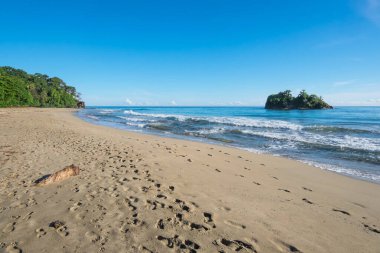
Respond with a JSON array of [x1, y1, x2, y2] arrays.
[[265, 90, 332, 110], [0, 66, 82, 108]]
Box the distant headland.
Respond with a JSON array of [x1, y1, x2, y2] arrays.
[[265, 90, 332, 110], [0, 66, 84, 108]]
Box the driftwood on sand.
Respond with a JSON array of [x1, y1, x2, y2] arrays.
[[35, 164, 79, 186]]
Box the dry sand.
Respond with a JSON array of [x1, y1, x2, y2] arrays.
[[0, 108, 379, 253]]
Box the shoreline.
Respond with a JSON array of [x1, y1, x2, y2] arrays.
[[77, 109, 380, 185], [1, 108, 379, 253]]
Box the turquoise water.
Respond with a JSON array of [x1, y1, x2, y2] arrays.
[[77, 106, 380, 183]]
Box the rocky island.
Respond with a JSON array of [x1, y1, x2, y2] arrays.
[[0, 66, 84, 108], [265, 90, 332, 110]]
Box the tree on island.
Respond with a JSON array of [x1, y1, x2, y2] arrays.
[[265, 90, 332, 110], [0, 66, 84, 108]]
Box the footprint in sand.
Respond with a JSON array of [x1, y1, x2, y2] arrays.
[[49, 220, 69, 237], [157, 234, 200, 252], [35, 228, 47, 238], [278, 241, 303, 253], [156, 194, 167, 199], [278, 188, 291, 193], [119, 223, 129, 234], [85, 194, 95, 201], [69, 201, 83, 212], [56, 224, 69, 237], [203, 212, 213, 222], [302, 187, 313, 192], [189, 222, 210, 232], [126, 217, 144, 227], [156, 219, 165, 229], [203, 212, 216, 228], [174, 199, 191, 212], [224, 220, 246, 229], [363, 224, 380, 234], [85, 231, 101, 242], [146, 199, 166, 210], [172, 212, 211, 232], [2, 222, 16, 233], [352, 202, 366, 208], [332, 209, 350, 216], [140, 186, 150, 193], [22, 211, 33, 221], [125, 197, 138, 211], [213, 238, 256, 252], [75, 211, 87, 220], [5, 244, 22, 253], [302, 198, 313, 204], [218, 206, 231, 212]]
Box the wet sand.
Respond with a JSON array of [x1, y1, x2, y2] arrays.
[[0, 108, 379, 253]]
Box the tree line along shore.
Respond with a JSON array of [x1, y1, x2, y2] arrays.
[[0, 66, 84, 108]]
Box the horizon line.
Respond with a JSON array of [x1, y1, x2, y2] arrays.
[[84, 105, 380, 107]]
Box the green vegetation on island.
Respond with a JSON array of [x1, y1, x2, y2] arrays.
[[0, 66, 84, 108], [265, 90, 332, 110]]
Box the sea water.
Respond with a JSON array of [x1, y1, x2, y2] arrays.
[[77, 106, 380, 183]]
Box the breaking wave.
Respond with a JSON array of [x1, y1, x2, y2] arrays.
[[78, 106, 380, 183]]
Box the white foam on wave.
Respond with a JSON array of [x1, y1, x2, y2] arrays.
[[123, 110, 302, 130], [124, 110, 189, 121], [240, 129, 380, 152], [115, 116, 152, 128], [300, 160, 380, 183], [239, 147, 265, 154], [99, 109, 116, 114], [117, 116, 156, 123], [124, 110, 141, 116], [122, 110, 379, 151], [87, 115, 99, 120], [186, 128, 227, 135], [305, 125, 380, 134], [207, 117, 302, 130], [242, 147, 380, 182], [125, 122, 146, 128], [83, 109, 380, 183]]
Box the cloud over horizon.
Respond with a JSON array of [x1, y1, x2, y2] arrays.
[[125, 98, 134, 105]]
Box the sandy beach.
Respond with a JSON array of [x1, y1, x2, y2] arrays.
[[0, 108, 379, 253]]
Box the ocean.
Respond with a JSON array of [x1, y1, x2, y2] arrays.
[[77, 106, 380, 183]]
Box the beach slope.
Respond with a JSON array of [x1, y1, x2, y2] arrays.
[[0, 108, 379, 253]]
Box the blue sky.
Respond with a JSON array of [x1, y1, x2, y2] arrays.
[[1, 0, 380, 106]]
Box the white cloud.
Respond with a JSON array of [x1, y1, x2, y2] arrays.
[[228, 101, 244, 106], [170, 100, 177, 105], [324, 90, 380, 105], [333, 80, 356, 87], [367, 98, 380, 103], [125, 98, 133, 105]]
